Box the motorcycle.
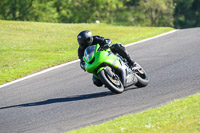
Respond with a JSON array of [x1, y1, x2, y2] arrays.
[[83, 43, 149, 94]]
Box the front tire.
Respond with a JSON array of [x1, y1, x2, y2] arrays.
[[98, 69, 124, 94]]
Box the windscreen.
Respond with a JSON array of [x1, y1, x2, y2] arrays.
[[84, 45, 96, 61]]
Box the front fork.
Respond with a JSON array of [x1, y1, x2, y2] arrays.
[[96, 64, 126, 87], [95, 58, 137, 87]]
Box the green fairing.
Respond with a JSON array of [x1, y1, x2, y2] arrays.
[[83, 44, 121, 78]]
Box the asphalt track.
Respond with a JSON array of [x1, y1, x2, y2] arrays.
[[0, 28, 200, 133]]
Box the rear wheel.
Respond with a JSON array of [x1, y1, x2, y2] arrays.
[[98, 67, 124, 94], [134, 62, 149, 87]]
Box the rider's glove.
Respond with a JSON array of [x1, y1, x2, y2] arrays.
[[104, 39, 112, 46], [80, 62, 86, 71], [102, 44, 110, 49]]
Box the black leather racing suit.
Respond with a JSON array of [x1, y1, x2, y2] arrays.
[[78, 35, 134, 87]]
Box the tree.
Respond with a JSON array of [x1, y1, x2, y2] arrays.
[[0, 0, 58, 22], [29, 0, 58, 22], [174, 0, 200, 28], [138, 0, 175, 27], [192, 0, 200, 27], [0, 0, 34, 20]]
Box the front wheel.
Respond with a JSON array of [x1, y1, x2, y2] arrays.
[[98, 68, 124, 94]]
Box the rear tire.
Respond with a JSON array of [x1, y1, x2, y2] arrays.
[[98, 69, 124, 94], [135, 74, 149, 87], [134, 62, 149, 87]]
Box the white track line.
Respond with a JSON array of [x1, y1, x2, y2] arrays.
[[0, 29, 178, 88], [125, 29, 178, 47]]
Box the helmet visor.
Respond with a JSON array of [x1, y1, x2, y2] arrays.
[[85, 37, 93, 46]]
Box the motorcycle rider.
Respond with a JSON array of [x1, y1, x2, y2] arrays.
[[77, 30, 135, 87]]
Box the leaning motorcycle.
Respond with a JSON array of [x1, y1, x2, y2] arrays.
[[83, 43, 149, 94]]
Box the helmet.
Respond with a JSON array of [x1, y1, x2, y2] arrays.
[[77, 30, 93, 49]]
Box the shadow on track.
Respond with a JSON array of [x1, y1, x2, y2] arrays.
[[0, 91, 114, 110]]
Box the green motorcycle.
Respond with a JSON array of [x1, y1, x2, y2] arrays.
[[83, 43, 149, 94]]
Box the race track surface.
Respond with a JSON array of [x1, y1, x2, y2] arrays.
[[0, 28, 200, 133]]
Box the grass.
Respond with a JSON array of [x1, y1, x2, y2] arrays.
[[0, 20, 173, 85], [68, 93, 200, 133], [1, 20, 199, 133]]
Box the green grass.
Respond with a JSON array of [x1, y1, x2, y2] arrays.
[[68, 94, 200, 133], [0, 20, 173, 85]]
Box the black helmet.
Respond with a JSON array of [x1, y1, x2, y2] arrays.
[[77, 30, 93, 49]]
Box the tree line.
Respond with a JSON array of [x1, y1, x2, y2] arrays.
[[0, 0, 200, 28]]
